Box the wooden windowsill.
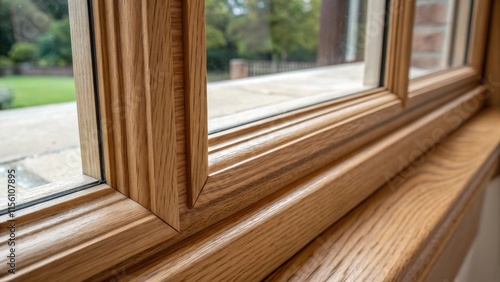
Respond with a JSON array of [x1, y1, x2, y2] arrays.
[[95, 99, 499, 281], [0, 184, 177, 280], [267, 110, 500, 281]]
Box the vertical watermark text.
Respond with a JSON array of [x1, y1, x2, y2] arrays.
[[6, 169, 17, 274]]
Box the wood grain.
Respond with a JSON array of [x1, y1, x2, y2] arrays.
[[92, 0, 180, 229], [267, 111, 500, 282], [183, 0, 417, 208], [416, 186, 485, 281], [409, 66, 478, 106], [0, 185, 177, 281], [182, 0, 209, 207], [142, 0, 180, 230], [68, 0, 102, 179], [181, 0, 484, 217], [116, 88, 490, 281], [176, 73, 479, 239]]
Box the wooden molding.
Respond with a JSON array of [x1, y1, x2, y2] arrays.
[[68, 0, 102, 179], [92, 0, 180, 229], [0, 185, 177, 281], [111, 88, 493, 281], [267, 111, 500, 281], [385, 0, 415, 104], [182, 0, 490, 215], [469, 0, 492, 74], [174, 69, 481, 241], [183, 0, 418, 208], [182, 0, 209, 207], [409, 66, 478, 106]]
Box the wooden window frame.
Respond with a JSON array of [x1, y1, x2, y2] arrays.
[[183, 0, 414, 209], [0, 0, 495, 280]]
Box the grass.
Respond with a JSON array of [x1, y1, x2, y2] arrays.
[[0, 76, 76, 108], [207, 72, 229, 82]]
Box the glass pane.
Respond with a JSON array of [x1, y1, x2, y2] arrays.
[[0, 0, 99, 211], [410, 0, 473, 78], [206, 0, 387, 133]]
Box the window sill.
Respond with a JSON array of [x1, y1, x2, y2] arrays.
[[267, 110, 500, 281], [102, 95, 498, 281], [0, 184, 177, 280]]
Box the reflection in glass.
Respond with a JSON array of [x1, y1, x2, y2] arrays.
[[410, 0, 472, 78], [0, 0, 83, 203], [206, 0, 387, 133]]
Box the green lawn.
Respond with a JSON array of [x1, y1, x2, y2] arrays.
[[0, 76, 76, 108]]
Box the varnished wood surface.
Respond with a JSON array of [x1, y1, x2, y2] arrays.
[[0, 185, 177, 281], [183, 46, 482, 241], [92, 0, 180, 229], [142, 0, 180, 230], [113, 88, 489, 281], [418, 187, 485, 281], [183, 0, 417, 209], [68, 0, 101, 179], [409, 66, 478, 106], [182, 0, 209, 207], [172, 78, 482, 244], [267, 110, 500, 282], [386, 0, 414, 104], [2, 0, 496, 280], [469, 0, 492, 73]]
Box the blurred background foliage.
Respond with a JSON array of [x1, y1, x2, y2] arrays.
[[0, 0, 71, 67], [205, 0, 321, 73]]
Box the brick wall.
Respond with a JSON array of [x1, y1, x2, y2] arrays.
[[411, 0, 453, 70]]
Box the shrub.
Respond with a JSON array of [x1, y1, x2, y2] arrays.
[[0, 56, 13, 68], [8, 43, 37, 63], [0, 86, 14, 110]]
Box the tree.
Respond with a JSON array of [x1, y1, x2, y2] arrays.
[[205, 0, 237, 71], [0, 0, 15, 56], [227, 0, 320, 61]]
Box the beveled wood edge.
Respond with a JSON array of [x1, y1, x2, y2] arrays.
[[188, 67, 481, 209], [92, 0, 180, 229], [208, 87, 388, 147], [0, 184, 178, 281], [182, 0, 209, 208], [117, 90, 495, 282], [266, 111, 500, 282], [68, 0, 102, 179], [142, 0, 180, 231]]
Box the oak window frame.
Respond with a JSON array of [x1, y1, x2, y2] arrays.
[[0, 0, 495, 280]]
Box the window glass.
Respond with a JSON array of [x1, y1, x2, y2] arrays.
[[0, 0, 98, 212], [410, 0, 473, 78], [206, 0, 387, 133]]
